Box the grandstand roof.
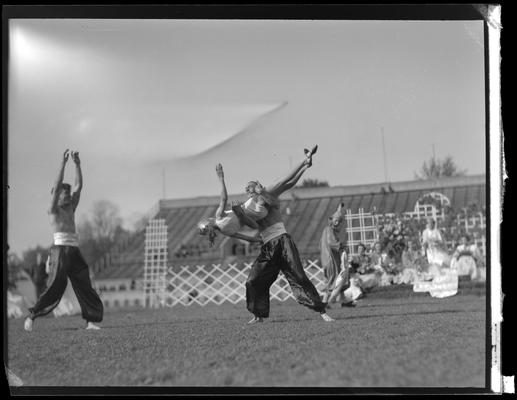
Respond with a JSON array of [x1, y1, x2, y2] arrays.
[[94, 174, 486, 281], [156, 173, 486, 209]]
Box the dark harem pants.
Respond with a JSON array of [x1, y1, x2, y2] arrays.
[[28, 245, 104, 323], [246, 233, 326, 318]]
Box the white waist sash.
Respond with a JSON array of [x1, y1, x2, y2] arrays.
[[54, 232, 79, 247], [260, 222, 287, 244]]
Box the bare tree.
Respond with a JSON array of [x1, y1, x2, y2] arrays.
[[77, 199, 125, 263], [415, 155, 467, 180], [128, 212, 150, 232]]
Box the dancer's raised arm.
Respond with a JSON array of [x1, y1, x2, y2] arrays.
[[70, 151, 83, 211], [215, 164, 228, 219], [49, 149, 69, 214]]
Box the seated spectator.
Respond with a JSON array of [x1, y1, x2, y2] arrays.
[[401, 240, 427, 272], [369, 242, 384, 269], [353, 243, 384, 291], [371, 241, 405, 285], [350, 243, 374, 274], [398, 240, 427, 284], [379, 251, 400, 286], [450, 234, 484, 281]]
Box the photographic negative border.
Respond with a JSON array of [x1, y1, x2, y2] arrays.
[[2, 3, 507, 395]]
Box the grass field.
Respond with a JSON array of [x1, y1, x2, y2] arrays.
[[7, 290, 486, 391]]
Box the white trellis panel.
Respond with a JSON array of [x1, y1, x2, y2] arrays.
[[345, 208, 379, 256], [456, 212, 487, 233], [143, 219, 168, 308], [405, 204, 444, 221]]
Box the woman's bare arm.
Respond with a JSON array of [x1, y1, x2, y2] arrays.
[[215, 164, 228, 219]]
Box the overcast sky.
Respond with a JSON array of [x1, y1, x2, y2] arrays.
[[8, 19, 485, 255]]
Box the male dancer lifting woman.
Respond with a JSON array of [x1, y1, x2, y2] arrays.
[[24, 150, 104, 331], [245, 146, 335, 324]]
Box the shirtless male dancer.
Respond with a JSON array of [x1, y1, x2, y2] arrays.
[[245, 146, 335, 324], [24, 150, 104, 331]]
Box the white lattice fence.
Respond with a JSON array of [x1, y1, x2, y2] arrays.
[[163, 259, 326, 307]]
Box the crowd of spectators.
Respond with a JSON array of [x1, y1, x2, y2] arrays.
[[346, 216, 486, 294]]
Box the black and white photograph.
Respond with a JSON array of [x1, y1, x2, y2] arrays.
[[3, 4, 506, 395]]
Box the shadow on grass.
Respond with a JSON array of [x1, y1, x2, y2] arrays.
[[342, 308, 481, 321], [356, 298, 479, 309], [46, 325, 88, 332], [93, 317, 248, 330], [268, 308, 476, 324]]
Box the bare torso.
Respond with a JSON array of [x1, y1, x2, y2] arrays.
[[49, 206, 76, 234]]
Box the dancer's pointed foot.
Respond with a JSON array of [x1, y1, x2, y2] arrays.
[[247, 316, 264, 325], [86, 322, 101, 330], [24, 317, 33, 332], [320, 313, 335, 322]]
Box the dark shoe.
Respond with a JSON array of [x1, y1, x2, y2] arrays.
[[303, 145, 318, 167]]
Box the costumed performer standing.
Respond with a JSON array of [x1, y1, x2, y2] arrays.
[[319, 202, 356, 307], [24, 150, 103, 332]]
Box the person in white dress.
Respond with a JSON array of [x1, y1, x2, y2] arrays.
[[421, 218, 448, 267], [450, 234, 483, 280]]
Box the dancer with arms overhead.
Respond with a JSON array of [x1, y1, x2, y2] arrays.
[[24, 150, 103, 332]]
